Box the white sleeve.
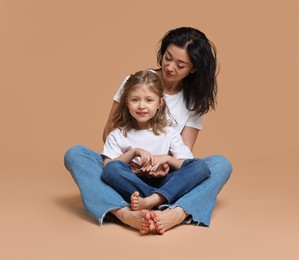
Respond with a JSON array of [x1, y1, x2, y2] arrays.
[[102, 131, 123, 159], [185, 111, 204, 131], [169, 129, 193, 159], [113, 75, 130, 103]]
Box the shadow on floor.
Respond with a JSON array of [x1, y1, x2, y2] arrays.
[[54, 194, 98, 224]]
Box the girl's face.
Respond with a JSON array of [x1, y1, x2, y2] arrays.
[[127, 85, 162, 130], [161, 43, 195, 85]]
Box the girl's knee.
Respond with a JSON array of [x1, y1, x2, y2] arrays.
[[188, 158, 211, 178], [104, 160, 126, 172]]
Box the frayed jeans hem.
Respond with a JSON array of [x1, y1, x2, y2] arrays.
[[98, 207, 121, 227], [98, 202, 130, 227]]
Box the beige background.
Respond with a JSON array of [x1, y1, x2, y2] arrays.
[[1, 0, 298, 259]]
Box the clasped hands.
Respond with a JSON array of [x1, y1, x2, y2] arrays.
[[129, 148, 170, 178]]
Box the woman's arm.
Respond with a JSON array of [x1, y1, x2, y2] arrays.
[[180, 126, 199, 151], [102, 101, 120, 142]]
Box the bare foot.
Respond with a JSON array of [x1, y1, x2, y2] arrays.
[[112, 207, 151, 235], [130, 191, 165, 211], [130, 191, 149, 211], [150, 207, 188, 235], [130, 191, 140, 210]]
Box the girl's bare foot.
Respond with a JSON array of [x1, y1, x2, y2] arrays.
[[130, 191, 165, 211], [130, 191, 141, 210], [112, 207, 151, 235], [130, 191, 150, 211], [150, 207, 188, 235]]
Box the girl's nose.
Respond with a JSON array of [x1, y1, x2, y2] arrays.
[[138, 101, 145, 109]]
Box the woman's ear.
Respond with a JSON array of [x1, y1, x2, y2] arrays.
[[190, 68, 197, 73]]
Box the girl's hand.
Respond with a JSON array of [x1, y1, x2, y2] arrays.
[[149, 154, 170, 172], [134, 148, 153, 170]]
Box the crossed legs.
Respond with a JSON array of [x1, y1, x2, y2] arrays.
[[112, 205, 187, 235], [111, 191, 188, 235]]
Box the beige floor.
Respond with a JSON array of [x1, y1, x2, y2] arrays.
[[1, 148, 298, 260]]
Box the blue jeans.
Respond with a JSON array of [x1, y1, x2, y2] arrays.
[[102, 159, 210, 204], [64, 145, 232, 226]]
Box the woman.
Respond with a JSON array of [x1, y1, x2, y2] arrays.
[[64, 27, 232, 234]]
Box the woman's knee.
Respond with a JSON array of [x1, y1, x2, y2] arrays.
[[209, 154, 233, 180], [64, 145, 86, 167]]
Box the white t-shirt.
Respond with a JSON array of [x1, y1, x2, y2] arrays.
[[102, 127, 193, 162], [113, 72, 204, 134]]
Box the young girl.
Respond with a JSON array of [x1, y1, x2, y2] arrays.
[[101, 70, 210, 234]]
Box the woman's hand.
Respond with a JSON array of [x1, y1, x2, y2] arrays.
[[147, 163, 170, 178], [149, 154, 171, 172], [130, 160, 169, 178]]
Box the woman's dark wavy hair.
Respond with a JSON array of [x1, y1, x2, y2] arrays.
[[157, 27, 218, 116]]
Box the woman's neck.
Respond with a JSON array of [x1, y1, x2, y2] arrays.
[[163, 81, 182, 95], [156, 69, 182, 95]]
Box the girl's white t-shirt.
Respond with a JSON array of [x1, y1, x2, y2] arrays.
[[113, 74, 204, 134], [102, 127, 193, 162]]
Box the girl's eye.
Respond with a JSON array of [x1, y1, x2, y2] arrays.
[[177, 64, 185, 69]]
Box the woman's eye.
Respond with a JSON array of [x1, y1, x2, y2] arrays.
[[165, 55, 171, 61], [177, 64, 185, 69]]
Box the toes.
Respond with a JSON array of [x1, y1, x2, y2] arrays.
[[132, 191, 139, 198], [150, 212, 156, 220], [140, 227, 150, 235], [140, 210, 151, 235], [151, 212, 165, 235], [155, 223, 164, 234], [153, 222, 164, 234], [144, 210, 151, 220], [130, 191, 139, 211]]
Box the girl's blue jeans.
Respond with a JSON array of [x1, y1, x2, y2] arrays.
[[64, 145, 232, 226], [102, 159, 211, 204]]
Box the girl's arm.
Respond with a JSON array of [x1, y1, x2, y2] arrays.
[[103, 101, 120, 142], [103, 148, 153, 169], [180, 126, 199, 151], [150, 154, 185, 172]]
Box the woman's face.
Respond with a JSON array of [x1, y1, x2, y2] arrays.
[[161, 43, 194, 84]]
